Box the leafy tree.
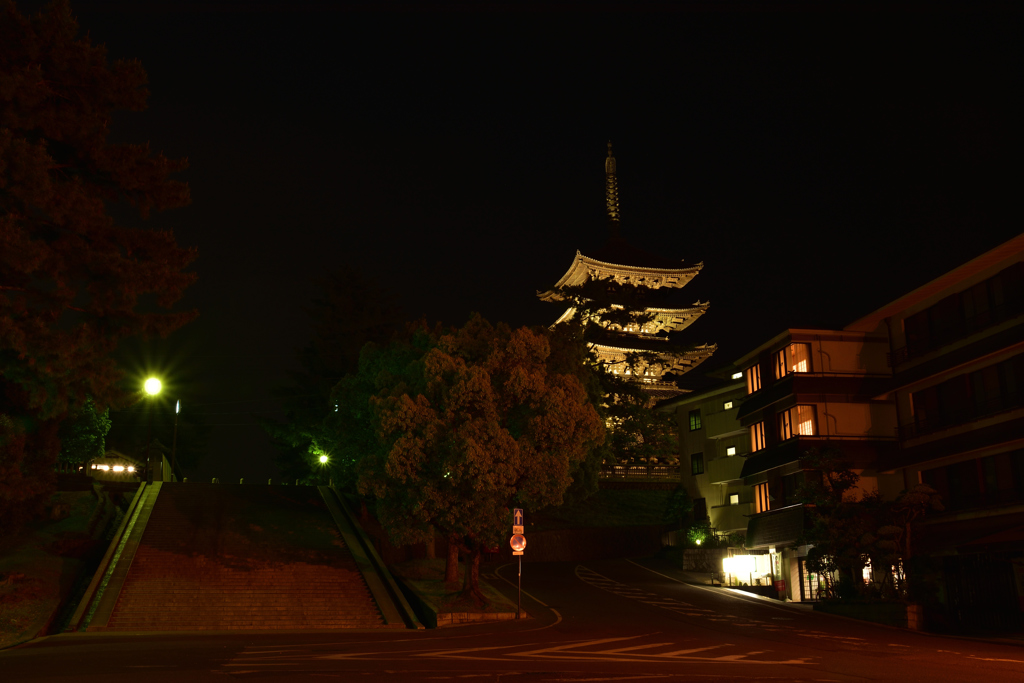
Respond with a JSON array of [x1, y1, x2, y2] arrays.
[[328, 315, 604, 601], [862, 484, 943, 600], [547, 278, 687, 467], [56, 396, 111, 466], [663, 484, 693, 532], [798, 448, 943, 602], [0, 1, 196, 532], [259, 268, 403, 483], [796, 447, 880, 600]]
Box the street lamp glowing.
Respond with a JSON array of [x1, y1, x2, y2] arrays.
[[319, 455, 328, 464], [144, 377, 162, 395]]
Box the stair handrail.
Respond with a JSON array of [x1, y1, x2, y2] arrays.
[[325, 486, 424, 629], [66, 482, 148, 631]]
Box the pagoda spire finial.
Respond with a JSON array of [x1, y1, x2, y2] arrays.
[[605, 141, 620, 239]]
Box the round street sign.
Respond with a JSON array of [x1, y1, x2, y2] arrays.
[[510, 534, 527, 552]]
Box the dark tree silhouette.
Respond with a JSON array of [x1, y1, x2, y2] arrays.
[[0, 1, 197, 532]]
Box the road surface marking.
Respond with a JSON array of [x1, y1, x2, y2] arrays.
[[967, 655, 1024, 663], [659, 645, 729, 656], [601, 643, 676, 654]]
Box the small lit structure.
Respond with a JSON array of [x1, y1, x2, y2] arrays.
[[88, 450, 143, 481], [722, 553, 773, 587]]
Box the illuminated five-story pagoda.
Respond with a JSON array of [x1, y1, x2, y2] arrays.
[[539, 143, 716, 400]]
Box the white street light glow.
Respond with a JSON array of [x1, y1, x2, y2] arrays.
[[319, 455, 328, 464], [144, 377, 162, 395]]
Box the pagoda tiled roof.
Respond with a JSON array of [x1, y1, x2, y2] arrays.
[[539, 247, 702, 302]]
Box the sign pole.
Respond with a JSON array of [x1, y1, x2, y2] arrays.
[[517, 554, 522, 619], [512, 507, 528, 618]]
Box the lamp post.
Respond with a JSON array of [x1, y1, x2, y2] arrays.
[[144, 377, 162, 482], [171, 399, 180, 482]]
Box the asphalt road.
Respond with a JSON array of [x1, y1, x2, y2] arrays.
[[3, 557, 1023, 682]]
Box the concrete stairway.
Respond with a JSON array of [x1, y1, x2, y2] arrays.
[[103, 483, 387, 631]]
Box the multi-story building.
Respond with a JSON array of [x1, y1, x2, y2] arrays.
[[658, 373, 750, 537], [844, 232, 1024, 630], [669, 233, 1023, 623], [733, 330, 899, 601]]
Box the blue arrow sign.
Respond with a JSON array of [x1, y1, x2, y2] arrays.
[[513, 508, 523, 526]]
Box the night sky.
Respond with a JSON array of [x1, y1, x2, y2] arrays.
[[59, 2, 1023, 482]]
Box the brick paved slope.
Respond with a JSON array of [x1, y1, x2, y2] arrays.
[[106, 483, 386, 630]]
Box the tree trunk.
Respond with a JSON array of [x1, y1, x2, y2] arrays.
[[445, 534, 460, 587], [461, 543, 486, 605]]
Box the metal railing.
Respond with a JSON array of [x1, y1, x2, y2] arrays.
[[899, 390, 1023, 440], [599, 464, 681, 480], [888, 299, 1023, 367]]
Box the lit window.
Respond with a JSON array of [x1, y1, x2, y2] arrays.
[[778, 405, 817, 440], [773, 343, 812, 379], [723, 401, 733, 410], [689, 409, 702, 431], [729, 493, 740, 506], [726, 446, 736, 456], [731, 372, 743, 380], [113, 465, 124, 472], [750, 422, 766, 451], [754, 482, 770, 513], [745, 365, 761, 394]]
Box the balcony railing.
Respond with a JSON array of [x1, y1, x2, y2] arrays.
[[888, 298, 1023, 367], [599, 465, 681, 480], [899, 390, 1024, 440]]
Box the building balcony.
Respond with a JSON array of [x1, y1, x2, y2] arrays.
[[888, 298, 1023, 367], [710, 502, 753, 534], [707, 455, 746, 484], [899, 390, 1024, 441]]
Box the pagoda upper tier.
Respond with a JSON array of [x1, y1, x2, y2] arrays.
[[539, 142, 716, 396], [538, 249, 703, 302], [550, 301, 710, 336]]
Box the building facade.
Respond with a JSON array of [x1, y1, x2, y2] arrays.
[[845, 232, 1024, 630], [659, 376, 751, 537], [733, 329, 900, 602], [669, 233, 1024, 621]]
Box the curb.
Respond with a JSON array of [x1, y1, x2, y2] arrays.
[[390, 574, 523, 628]]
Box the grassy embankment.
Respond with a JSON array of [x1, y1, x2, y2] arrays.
[[0, 490, 107, 649]]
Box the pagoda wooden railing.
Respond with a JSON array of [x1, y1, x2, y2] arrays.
[[599, 464, 680, 480]]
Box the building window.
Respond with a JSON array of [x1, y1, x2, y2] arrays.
[[754, 482, 770, 513], [778, 405, 817, 440], [729, 493, 739, 506], [745, 365, 761, 394], [724, 400, 733, 410], [726, 446, 736, 456], [774, 343, 812, 379], [691, 452, 704, 476], [750, 421, 766, 452], [689, 409, 702, 431]]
